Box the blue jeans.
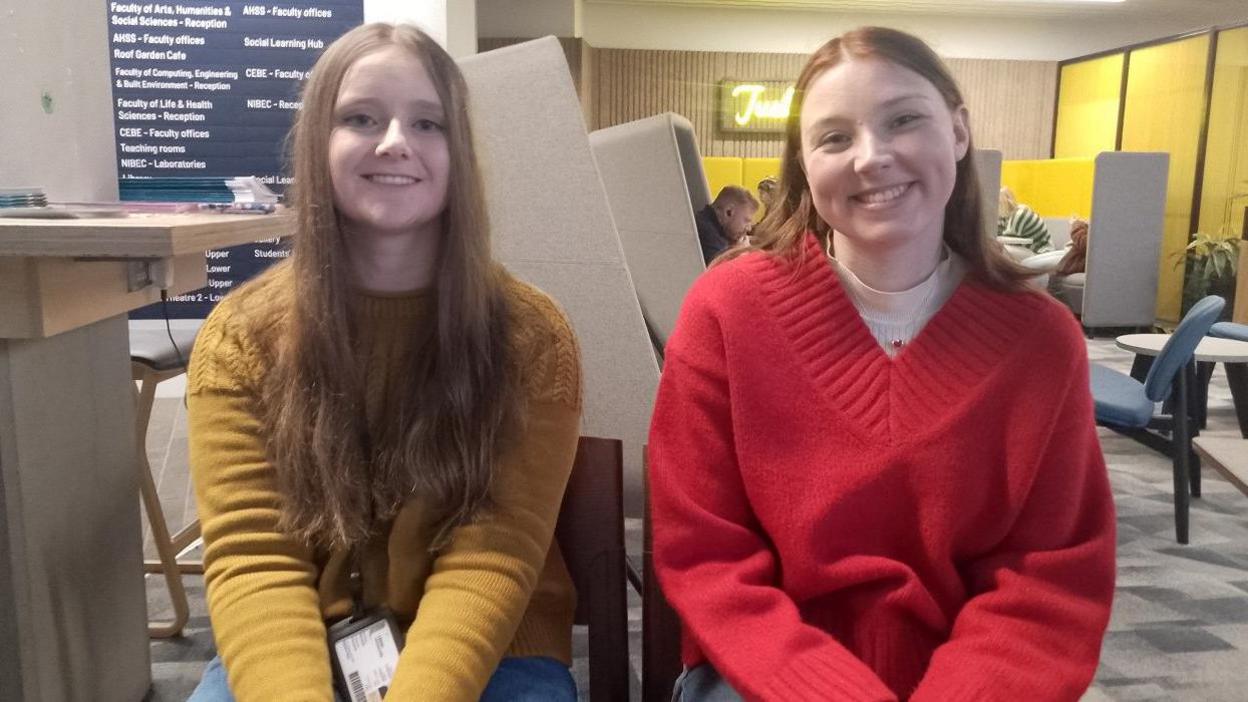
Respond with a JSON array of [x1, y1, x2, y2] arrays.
[[188, 654, 576, 702], [672, 664, 743, 702]]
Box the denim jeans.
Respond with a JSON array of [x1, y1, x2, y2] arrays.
[[188, 654, 576, 702], [672, 664, 744, 702]]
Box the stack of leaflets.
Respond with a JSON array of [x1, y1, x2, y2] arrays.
[[120, 176, 279, 204], [226, 177, 280, 204], [0, 186, 48, 209]]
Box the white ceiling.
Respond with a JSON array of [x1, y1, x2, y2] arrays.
[[574, 0, 1245, 58], [584, 0, 1248, 24]]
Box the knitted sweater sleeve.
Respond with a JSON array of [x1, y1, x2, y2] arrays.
[[910, 313, 1116, 701], [187, 304, 333, 701], [649, 275, 898, 702], [386, 289, 583, 701]]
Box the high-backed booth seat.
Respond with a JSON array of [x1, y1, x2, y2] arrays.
[[459, 38, 659, 516], [460, 41, 658, 697], [1057, 153, 1168, 327], [590, 114, 710, 353], [978, 150, 1059, 290], [975, 149, 1003, 240]]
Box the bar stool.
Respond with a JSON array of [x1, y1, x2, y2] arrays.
[[131, 323, 203, 638]]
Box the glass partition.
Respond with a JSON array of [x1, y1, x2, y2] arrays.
[[1198, 27, 1248, 242], [1121, 34, 1211, 322], [1054, 54, 1124, 159]]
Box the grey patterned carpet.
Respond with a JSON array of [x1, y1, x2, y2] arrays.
[[145, 337, 1248, 701], [1081, 337, 1248, 701]]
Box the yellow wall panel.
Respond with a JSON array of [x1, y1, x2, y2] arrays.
[[741, 158, 781, 194], [1054, 54, 1124, 159], [1001, 158, 1096, 219], [702, 157, 743, 205], [1198, 27, 1248, 242], [1121, 35, 1211, 322], [742, 158, 781, 220], [700, 157, 781, 221]]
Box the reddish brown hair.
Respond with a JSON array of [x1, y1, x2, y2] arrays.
[[724, 26, 1031, 290]]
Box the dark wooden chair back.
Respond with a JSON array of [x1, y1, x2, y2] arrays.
[[556, 436, 630, 701], [641, 448, 684, 702]]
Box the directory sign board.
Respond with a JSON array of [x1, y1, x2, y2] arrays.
[[107, 1, 363, 317]]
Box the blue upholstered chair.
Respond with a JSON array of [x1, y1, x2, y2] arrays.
[[1209, 322, 1248, 437], [1211, 322, 1248, 341], [1090, 296, 1226, 544]]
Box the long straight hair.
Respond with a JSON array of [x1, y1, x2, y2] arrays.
[[262, 23, 518, 550], [724, 26, 1032, 290]]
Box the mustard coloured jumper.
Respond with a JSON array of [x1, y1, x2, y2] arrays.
[[187, 261, 582, 701]]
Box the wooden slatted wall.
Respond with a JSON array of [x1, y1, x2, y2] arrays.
[[946, 58, 1057, 161], [591, 48, 806, 158], [590, 47, 1057, 160]]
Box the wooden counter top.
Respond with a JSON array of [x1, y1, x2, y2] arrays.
[[0, 211, 295, 338], [0, 211, 296, 258]]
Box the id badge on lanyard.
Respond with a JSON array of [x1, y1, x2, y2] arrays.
[[328, 552, 405, 701]]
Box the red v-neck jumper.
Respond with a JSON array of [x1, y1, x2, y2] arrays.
[[649, 236, 1116, 702]]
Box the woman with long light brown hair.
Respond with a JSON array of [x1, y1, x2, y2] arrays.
[[187, 23, 581, 702], [650, 27, 1115, 701]]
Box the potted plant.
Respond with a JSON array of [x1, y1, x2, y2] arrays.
[[1177, 185, 1246, 318], [1178, 232, 1240, 317]]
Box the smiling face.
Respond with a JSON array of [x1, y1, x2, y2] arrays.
[[799, 57, 969, 256], [328, 45, 451, 244]]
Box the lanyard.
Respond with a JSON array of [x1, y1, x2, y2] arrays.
[[348, 484, 376, 621], [348, 546, 367, 620], [329, 542, 404, 701]]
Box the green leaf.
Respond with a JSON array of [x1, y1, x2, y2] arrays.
[[1212, 251, 1227, 280]]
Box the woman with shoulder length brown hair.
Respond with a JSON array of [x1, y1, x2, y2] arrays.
[[650, 27, 1115, 701], [186, 23, 582, 702]]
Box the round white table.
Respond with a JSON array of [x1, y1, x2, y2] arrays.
[[1115, 334, 1248, 363], [1115, 333, 1248, 438]]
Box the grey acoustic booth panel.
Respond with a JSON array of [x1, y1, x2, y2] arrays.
[[590, 113, 708, 350], [1083, 152, 1168, 328], [1045, 217, 1073, 250], [459, 38, 659, 514], [675, 119, 712, 214], [975, 149, 1003, 238]]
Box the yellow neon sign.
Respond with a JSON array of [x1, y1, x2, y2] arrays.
[[720, 80, 795, 133], [730, 84, 795, 126]]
